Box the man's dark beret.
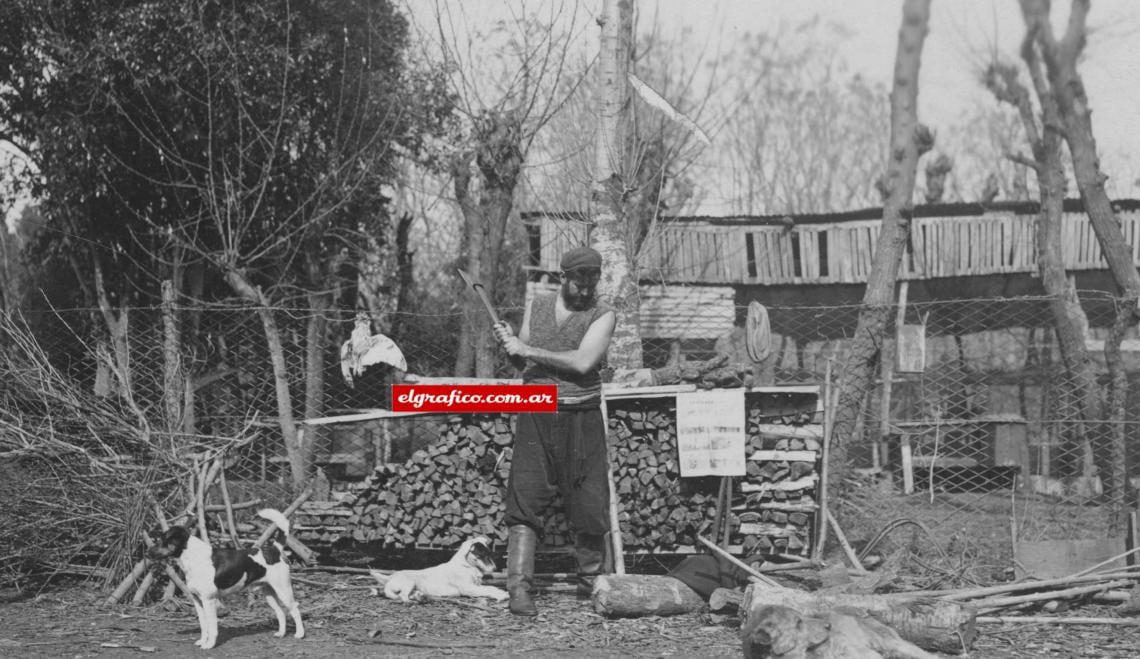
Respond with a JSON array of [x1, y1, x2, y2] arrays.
[[560, 246, 602, 272]]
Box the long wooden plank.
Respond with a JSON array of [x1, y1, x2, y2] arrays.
[[863, 226, 876, 277], [782, 231, 795, 281], [832, 228, 848, 282], [760, 231, 775, 281], [989, 221, 999, 270], [960, 221, 968, 272], [909, 221, 925, 276], [973, 221, 982, 270], [800, 230, 818, 280]]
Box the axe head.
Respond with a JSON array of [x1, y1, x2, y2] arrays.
[[456, 267, 479, 289], [457, 268, 500, 324]]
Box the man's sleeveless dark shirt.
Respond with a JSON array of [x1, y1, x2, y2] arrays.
[[522, 293, 610, 404]]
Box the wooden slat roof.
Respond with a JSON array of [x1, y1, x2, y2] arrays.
[[523, 199, 1140, 286]]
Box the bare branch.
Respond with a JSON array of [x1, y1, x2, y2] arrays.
[[1005, 151, 1043, 172]]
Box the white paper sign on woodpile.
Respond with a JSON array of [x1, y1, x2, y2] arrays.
[[676, 389, 746, 477]]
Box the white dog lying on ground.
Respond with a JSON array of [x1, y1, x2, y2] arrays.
[[372, 536, 509, 603]]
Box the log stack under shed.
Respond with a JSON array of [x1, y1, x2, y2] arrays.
[[343, 387, 822, 556], [606, 388, 821, 555]]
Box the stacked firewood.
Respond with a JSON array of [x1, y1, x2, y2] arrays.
[[608, 393, 821, 554], [292, 500, 355, 545], [347, 414, 572, 548], [608, 405, 708, 549], [738, 416, 823, 555], [347, 391, 820, 553]]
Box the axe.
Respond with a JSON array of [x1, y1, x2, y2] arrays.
[[457, 268, 500, 325]]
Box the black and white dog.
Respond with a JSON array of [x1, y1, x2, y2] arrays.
[[375, 535, 508, 602], [147, 509, 305, 650]]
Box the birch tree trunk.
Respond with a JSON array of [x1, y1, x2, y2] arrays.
[[829, 0, 932, 491], [1021, 0, 1137, 510], [592, 0, 643, 370]]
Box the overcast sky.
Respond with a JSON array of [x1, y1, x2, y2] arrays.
[[7, 1, 1140, 227], [403, 0, 1140, 214], [653, 0, 1140, 171]]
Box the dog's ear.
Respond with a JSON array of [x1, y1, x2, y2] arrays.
[[801, 616, 831, 649], [147, 525, 191, 559]]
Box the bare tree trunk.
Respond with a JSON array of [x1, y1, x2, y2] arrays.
[[181, 261, 206, 435], [93, 261, 152, 441], [830, 0, 932, 491], [986, 42, 1099, 478], [477, 184, 514, 377], [391, 212, 416, 342], [160, 279, 187, 443], [0, 216, 14, 313], [224, 269, 305, 486], [1022, 0, 1138, 508], [592, 0, 643, 370], [452, 113, 525, 379], [453, 153, 480, 378], [304, 292, 328, 420]]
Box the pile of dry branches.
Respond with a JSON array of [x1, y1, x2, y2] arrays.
[[0, 314, 188, 591]]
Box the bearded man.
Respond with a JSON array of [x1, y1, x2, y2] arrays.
[[493, 245, 617, 616]]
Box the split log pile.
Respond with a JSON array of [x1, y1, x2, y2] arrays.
[[346, 389, 820, 554], [608, 390, 821, 554], [292, 500, 356, 545], [347, 414, 572, 548]]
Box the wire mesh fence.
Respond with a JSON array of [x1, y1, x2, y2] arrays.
[[11, 289, 1140, 583]]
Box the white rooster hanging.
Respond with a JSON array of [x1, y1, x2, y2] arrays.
[[339, 313, 407, 387]]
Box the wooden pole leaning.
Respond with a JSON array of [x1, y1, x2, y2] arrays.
[[599, 393, 626, 575]]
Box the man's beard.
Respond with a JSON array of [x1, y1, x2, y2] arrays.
[[561, 285, 595, 311]]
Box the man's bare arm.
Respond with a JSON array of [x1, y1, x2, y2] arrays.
[[499, 311, 615, 375]]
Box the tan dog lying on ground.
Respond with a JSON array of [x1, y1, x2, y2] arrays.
[[741, 605, 938, 658], [372, 536, 508, 603]]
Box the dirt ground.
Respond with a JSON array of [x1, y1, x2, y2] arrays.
[[3, 573, 1140, 658], [0, 573, 741, 659]]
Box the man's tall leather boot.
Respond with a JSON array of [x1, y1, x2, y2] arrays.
[[507, 524, 538, 616], [575, 532, 612, 600]]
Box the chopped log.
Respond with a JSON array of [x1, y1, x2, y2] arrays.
[[709, 587, 744, 612], [741, 583, 977, 654], [592, 574, 706, 618]]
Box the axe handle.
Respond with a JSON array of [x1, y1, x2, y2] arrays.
[[471, 282, 500, 325]]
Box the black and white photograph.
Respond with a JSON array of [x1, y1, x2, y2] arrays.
[[2, 1, 1140, 656]]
